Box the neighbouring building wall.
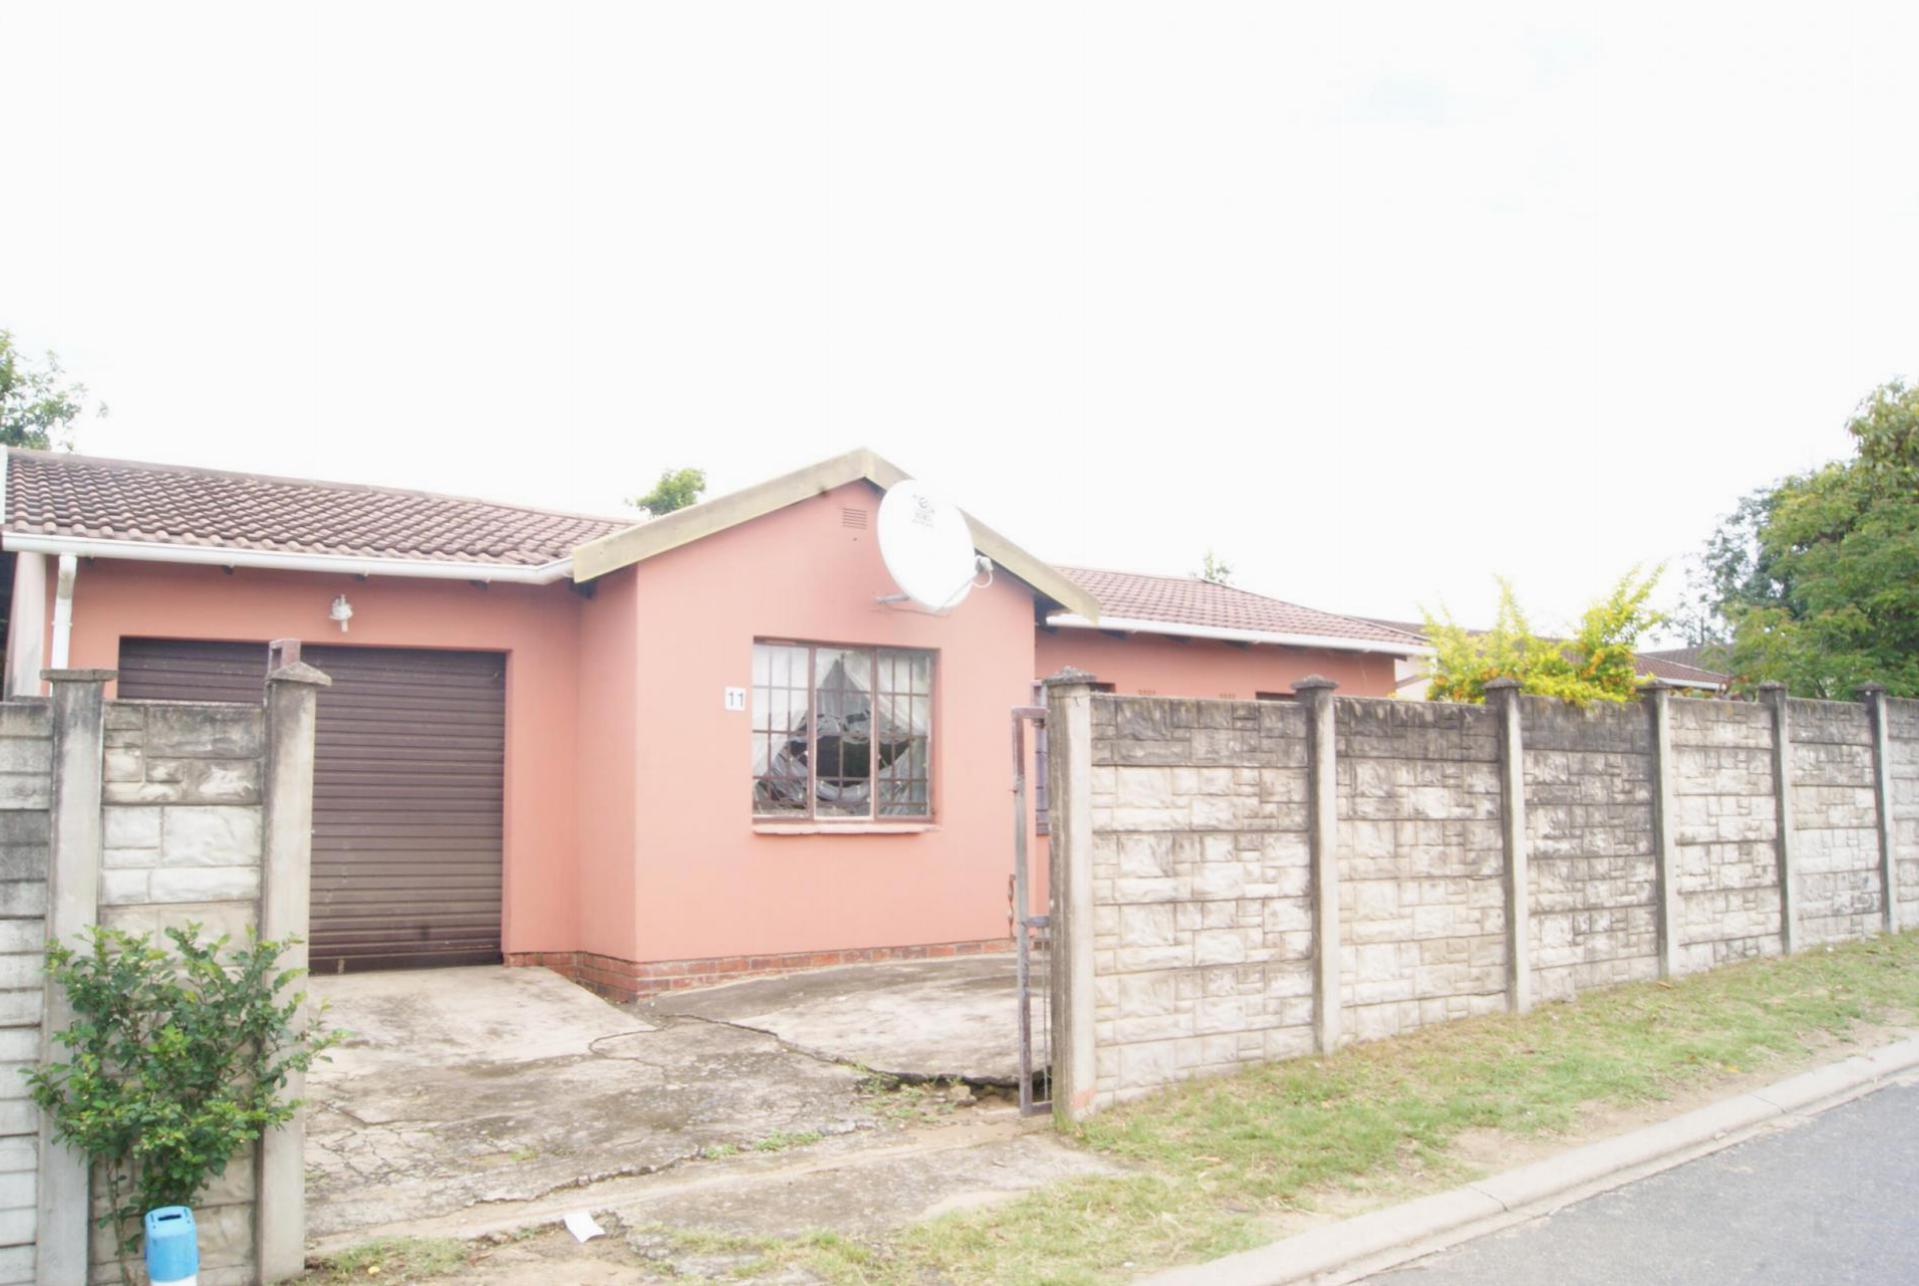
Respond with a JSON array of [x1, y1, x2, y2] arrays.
[[0, 703, 49, 1286], [1036, 629, 1402, 699], [1671, 699, 1781, 971], [46, 558, 585, 958], [1521, 698, 1658, 1002], [558, 482, 1038, 997], [1337, 699, 1507, 1039], [1086, 697, 1316, 1100], [1789, 699, 1884, 945], [1047, 683, 1919, 1116]]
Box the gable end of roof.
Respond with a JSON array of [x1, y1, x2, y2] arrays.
[[570, 449, 1100, 619]]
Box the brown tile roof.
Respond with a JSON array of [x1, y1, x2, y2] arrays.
[[1358, 618, 1731, 688], [1054, 567, 1428, 649], [3, 450, 633, 567], [1633, 652, 1732, 687]]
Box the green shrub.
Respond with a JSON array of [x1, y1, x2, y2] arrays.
[[24, 925, 340, 1260], [1424, 569, 1663, 706]]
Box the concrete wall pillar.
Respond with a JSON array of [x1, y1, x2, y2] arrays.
[[1042, 673, 1097, 1125], [1860, 684, 1899, 933], [1759, 683, 1800, 955], [257, 661, 328, 1282], [1485, 679, 1531, 1013], [1643, 683, 1684, 978], [1292, 676, 1341, 1053], [37, 669, 112, 1286]]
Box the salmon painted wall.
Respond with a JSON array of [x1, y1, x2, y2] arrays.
[[583, 481, 1040, 964], [52, 559, 586, 955], [573, 568, 639, 962], [1035, 628, 1404, 699]]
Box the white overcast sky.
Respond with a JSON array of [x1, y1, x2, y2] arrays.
[[4, 2, 1915, 637]]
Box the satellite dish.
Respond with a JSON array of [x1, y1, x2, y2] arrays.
[[877, 480, 982, 611]]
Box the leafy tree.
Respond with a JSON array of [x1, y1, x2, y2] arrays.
[[0, 329, 101, 449], [631, 467, 707, 516], [1198, 549, 1233, 585], [1699, 379, 1919, 697], [1423, 569, 1663, 705]]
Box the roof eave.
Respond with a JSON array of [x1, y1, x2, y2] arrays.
[[569, 449, 1100, 620], [1048, 613, 1433, 657], [0, 531, 575, 584]]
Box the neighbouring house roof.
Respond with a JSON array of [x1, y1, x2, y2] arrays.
[[2, 449, 633, 581], [1640, 644, 1732, 674], [1632, 651, 1734, 688], [1046, 568, 1431, 656], [1359, 618, 1732, 691], [571, 448, 1102, 619]]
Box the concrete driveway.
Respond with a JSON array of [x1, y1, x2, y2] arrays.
[[304, 956, 1027, 1243], [636, 954, 1024, 1084]]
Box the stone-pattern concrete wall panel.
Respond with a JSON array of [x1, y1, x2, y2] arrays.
[[1670, 699, 1782, 971], [1088, 696, 1314, 1106], [1887, 699, 1919, 928], [1520, 697, 1658, 1002], [1059, 686, 1919, 1120], [87, 700, 266, 1286], [0, 704, 48, 1285], [1787, 699, 1883, 944], [1334, 699, 1507, 1040]]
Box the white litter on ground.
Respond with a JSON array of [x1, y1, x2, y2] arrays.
[[563, 1210, 606, 1243]]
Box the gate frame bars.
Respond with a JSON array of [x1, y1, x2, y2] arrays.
[[1010, 703, 1049, 1117]]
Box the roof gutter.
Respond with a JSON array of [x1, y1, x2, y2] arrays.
[[1046, 613, 1433, 657], [0, 532, 575, 584]]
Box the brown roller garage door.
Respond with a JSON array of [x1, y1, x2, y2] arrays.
[[117, 638, 506, 972]]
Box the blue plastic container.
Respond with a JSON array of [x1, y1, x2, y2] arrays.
[[144, 1206, 198, 1285]]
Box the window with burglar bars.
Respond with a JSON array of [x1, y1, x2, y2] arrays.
[[753, 641, 933, 821]]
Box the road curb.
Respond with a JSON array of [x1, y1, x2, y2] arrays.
[[1141, 1035, 1919, 1286]]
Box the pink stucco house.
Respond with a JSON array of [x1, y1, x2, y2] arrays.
[[0, 447, 1425, 997]]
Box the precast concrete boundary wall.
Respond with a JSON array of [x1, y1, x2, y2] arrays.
[[1044, 677, 1918, 1118], [1, 664, 325, 1285]]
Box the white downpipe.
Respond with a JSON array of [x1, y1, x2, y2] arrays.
[[50, 553, 77, 674]]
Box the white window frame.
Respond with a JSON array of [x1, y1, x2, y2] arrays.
[[751, 640, 935, 823]]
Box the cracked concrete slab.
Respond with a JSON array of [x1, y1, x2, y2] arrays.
[[306, 967, 874, 1239], [316, 965, 657, 1075], [637, 955, 1022, 1083]]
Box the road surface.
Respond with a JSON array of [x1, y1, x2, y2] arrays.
[[1370, 1080, 1919, 1285]]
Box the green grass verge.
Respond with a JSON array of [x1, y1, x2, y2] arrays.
[[787, 932, 1919, 1285], [301, 1235, 471, 1282]]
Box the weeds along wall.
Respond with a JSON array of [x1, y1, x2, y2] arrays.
[[1044, 677, 1918, 1117]]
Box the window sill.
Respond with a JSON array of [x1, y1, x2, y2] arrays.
[[753, 822, 940, 836]]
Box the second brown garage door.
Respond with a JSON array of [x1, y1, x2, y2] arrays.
[[117, 638, 507, 972]]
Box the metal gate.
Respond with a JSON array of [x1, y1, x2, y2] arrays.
[[1011, 701, 1051, 1116]]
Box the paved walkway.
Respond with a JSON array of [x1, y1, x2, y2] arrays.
[[1371, 1081, 1919, 1285]]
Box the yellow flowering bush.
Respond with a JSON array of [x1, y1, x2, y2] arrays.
[[1423, 570, 1662, 706]]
